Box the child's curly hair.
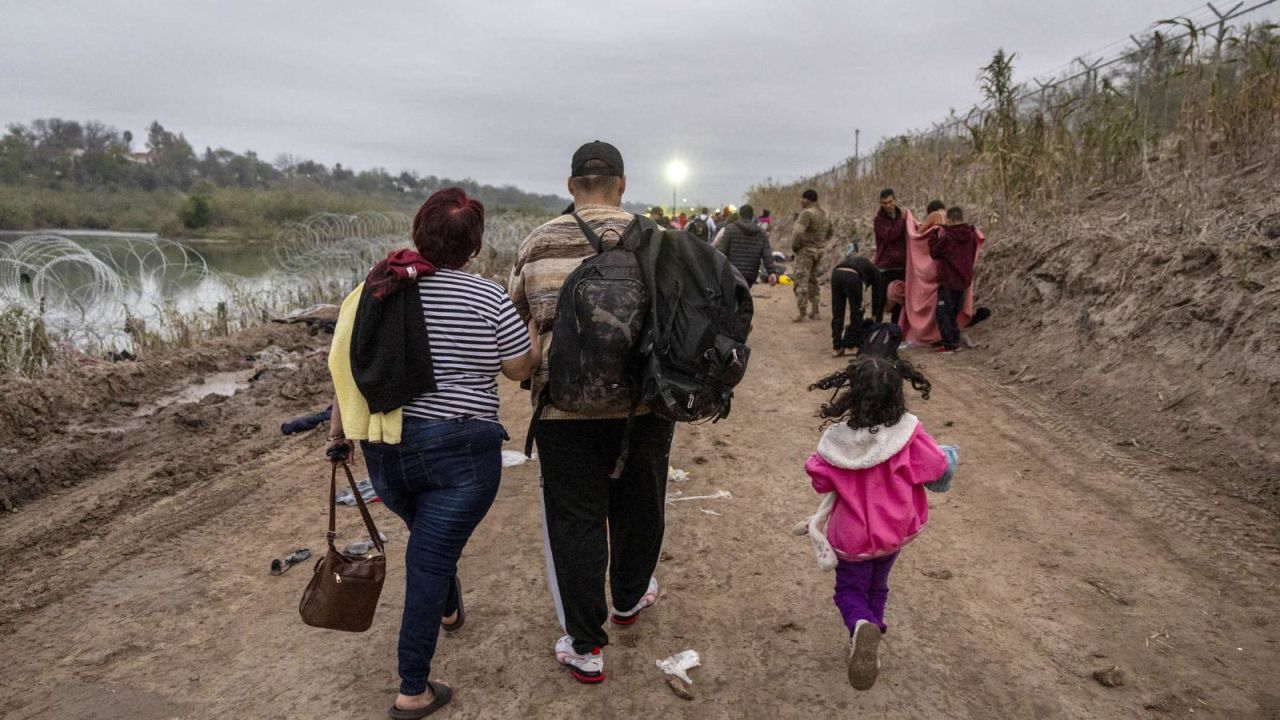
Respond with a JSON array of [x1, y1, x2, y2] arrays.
[[808, 356, 932, 431]]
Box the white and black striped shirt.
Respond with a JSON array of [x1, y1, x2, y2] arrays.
[[403, 269, 530, 421]]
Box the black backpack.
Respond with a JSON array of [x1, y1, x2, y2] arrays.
[[524, 215, 754, 463], [635, 227, 753, 423], [544, 212, 648, 414], [686, 217, 710, 241], [859, 322, 902, 359]]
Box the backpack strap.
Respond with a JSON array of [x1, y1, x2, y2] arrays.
[[609, 397, 641, 480], [571, 212, 605, 254], [525, 386, 550, 458]]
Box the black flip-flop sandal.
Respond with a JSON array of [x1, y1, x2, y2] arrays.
[[441, 576, 465, 633], [387, 680, 452, 719]]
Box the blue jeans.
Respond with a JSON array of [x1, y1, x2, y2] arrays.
[[362, 417, 505, 696]]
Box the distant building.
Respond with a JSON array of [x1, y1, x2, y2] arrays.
[[127, 152, 155, 165]]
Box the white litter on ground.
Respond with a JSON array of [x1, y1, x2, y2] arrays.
[[666, 490, 732, 504], [501, 450, 531, 467], [698, 508, 721, 516], [668, 466, 689, 482], [656, 650, 702, 684]]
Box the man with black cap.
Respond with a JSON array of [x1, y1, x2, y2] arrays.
[[508, 141, 675, 685], [648, 206, 673, 229], [790, 188, 833, 321]]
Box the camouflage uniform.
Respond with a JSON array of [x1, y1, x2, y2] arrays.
[[791, 204, 833, 317]]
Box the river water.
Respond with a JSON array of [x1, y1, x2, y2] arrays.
[[0, 212, 538, 355]]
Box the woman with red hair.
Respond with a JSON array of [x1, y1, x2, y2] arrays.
[[326, 187, 539, 718]]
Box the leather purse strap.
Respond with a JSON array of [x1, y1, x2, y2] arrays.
[[329, 462, 386, 555]]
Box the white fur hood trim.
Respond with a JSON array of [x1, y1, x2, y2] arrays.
[[816, 414, 919, 469]]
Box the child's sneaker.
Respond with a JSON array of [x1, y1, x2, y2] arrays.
[[554, 635, 604, 684], [847, 619, 882, 690], [611, 576, 659, 625], [933, 345, 958, 354]]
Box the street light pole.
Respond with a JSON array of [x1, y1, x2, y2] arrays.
[[665, 160, 689, 220]]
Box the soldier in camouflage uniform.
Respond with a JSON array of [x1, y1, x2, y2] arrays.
[[790, 188, 833, 321]]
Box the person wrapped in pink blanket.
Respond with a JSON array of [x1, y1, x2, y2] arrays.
[[896, 201, 985, 347]]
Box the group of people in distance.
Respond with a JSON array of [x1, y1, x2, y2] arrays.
[[828, 187, 985, 357], [647, 204, 775, 244], [324, 141, 964, 718]]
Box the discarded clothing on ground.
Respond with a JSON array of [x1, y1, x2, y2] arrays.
[[341, 532, 389, 558], [334, 477, 380, 506], [281, 405, 332, 435]]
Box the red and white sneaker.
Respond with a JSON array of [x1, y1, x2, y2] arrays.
[[555, 635, 604, 684], [611, 576, 659, 625]]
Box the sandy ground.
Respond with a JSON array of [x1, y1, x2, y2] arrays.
[[2, 286, 1279, 719]]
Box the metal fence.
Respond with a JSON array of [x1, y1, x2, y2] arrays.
[[805, 0, 1280, 188]]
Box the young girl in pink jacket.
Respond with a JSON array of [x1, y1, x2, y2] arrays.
[[804, 356, 957, 690]]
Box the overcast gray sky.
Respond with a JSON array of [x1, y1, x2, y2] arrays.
[[4, 1, 1267, 206]]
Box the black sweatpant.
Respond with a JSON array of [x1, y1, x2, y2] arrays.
[[936, 286, 965, 349], [830, 268, 865, 349], [872, 267, 905, 325], [536, 413, 675, 654]]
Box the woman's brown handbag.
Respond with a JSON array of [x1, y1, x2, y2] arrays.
[[299, 462, 386, 632]]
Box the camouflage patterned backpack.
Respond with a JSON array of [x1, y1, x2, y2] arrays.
[[543, 212, 651, 414]]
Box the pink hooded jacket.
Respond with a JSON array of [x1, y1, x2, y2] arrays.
[[804, 414, 949, 561]]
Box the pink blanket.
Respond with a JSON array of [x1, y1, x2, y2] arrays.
[[896, 211, 985, 346]]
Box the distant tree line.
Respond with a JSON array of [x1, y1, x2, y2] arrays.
[[0, 118, 570, 213]]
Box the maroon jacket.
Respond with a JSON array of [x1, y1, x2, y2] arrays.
[[873, 208, 907, 270], [928, 224, 979, 291]]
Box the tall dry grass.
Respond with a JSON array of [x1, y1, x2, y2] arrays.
[[750, 19, 1280, 239]]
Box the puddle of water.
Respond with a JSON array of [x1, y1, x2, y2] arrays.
[[133, 369, 255, 417]]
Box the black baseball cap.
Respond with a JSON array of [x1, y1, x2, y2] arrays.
[[571, 140, 625, 177], [802, 188, 819, 202]]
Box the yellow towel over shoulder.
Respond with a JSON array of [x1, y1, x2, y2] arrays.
[[328, 282, 402, 444]]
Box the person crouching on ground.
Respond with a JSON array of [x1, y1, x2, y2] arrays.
[[713, 203, 778, 287], [829, 250, 881, 357], [928, 206, 980, 354], [804, 356, 957, 690]]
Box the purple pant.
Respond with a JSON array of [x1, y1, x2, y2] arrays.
[[833, 552, 898, 633]]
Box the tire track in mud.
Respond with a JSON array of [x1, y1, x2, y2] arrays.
[[950, 362, 1280, 592]]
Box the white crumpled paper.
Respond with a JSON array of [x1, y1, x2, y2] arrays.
[[656, 649, 702, 684]]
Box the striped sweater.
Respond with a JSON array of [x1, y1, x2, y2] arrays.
[[508, 203, 643, 420]]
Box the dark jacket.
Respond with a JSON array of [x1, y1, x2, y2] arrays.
[[873, 208, 907, 270], [835, 253, 882, 286], [350, 283, 436, 413], [928, 224, 979, 292], [716, 219, 777, 283]]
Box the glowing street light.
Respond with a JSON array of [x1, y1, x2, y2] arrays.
[[666, 160, 688, 217]]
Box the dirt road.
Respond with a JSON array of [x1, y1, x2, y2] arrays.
[[2, 286, 1278, 719]]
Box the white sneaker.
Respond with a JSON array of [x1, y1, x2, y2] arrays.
[[847, 619, 882, 691], [555, 635, 604, 684], [611, 576, 659, 625]]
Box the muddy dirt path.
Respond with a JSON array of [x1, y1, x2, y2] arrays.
[[2, 287, 1278, 719]]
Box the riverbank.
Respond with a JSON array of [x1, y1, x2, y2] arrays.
[[0, 185, 410, 242]]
